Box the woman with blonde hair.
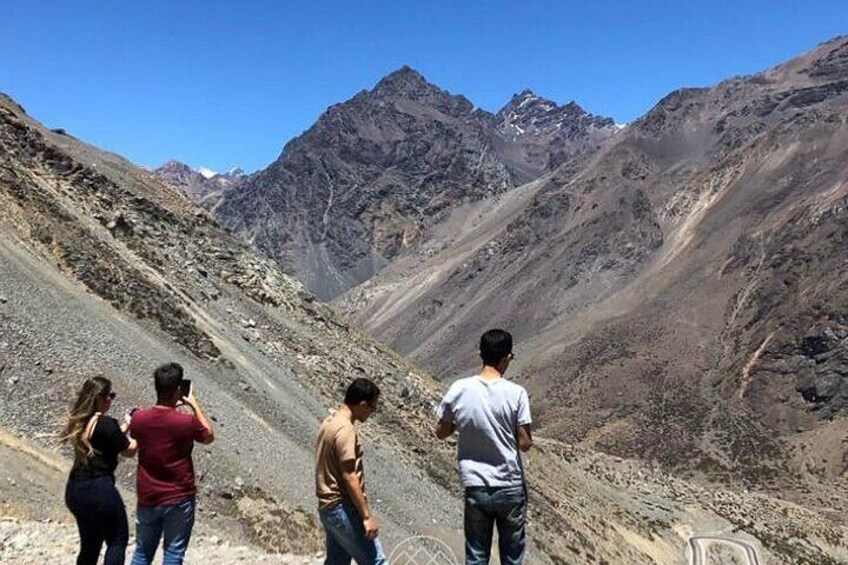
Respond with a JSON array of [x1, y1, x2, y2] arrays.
[[60, 376, 137, 565]]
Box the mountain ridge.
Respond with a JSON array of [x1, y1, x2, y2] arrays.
[[206, 66, 616, 299]]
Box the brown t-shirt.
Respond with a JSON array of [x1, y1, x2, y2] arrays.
[[315, 412, 364, 508]]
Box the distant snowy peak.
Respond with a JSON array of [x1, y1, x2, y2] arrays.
[[494, 89, 615, 140], [154, 160, 246, 203]]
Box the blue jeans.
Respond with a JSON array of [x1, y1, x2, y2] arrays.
[[65, 476, 129, 565], [319, 501, 387, 565], [130, 498, 196, 565], [464, 485, 526, 565]]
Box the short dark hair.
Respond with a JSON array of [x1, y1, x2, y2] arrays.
[[480, 329, 513, 366], [344, 378, 380, 406], [154, 362, 183, 397]]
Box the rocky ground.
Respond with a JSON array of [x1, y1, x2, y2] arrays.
[[3, 425, 848, 564], [0, 520, 323, 565]]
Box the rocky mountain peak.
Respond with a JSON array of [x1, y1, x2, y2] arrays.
[[499, 89, 556, 115], [154, 160, 245, 204], [372, 65, 441, 99], [495, 90, 612, 139], [212, 68, 621, 298], [487, 89, 616, 179], [154, 160, 197, 185], [157, 159, 193, 174], [562, 100, 587, 114], [214, 66, 516, 299]]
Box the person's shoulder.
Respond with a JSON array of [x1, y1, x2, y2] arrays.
[[502, 380, 529, 396], [318, 413, 337, 432], [97, 415, 121, 432], [447, 376, 478, 392], [128, 407, 154, 429], [321, 413, 353, 435], [100, 414, 120, 426], [170, 409, 197, 424], [131, 407, 155, 419]]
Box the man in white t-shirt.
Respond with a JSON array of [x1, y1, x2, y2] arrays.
[[435, 329, 533, 565]]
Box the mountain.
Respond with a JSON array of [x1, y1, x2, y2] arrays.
[[3, 91, 848, 563], [154, 160, 245, 207], [337, 36, 848, 486], [492, 89, 617, 180], [210, 67, 616, 300]]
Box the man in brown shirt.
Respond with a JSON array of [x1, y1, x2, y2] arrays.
[[315, 378, 385, 565]]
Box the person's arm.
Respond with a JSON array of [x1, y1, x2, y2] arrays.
[[515, 388, 533, 452], [435, 419, 456, 440], [516, 424, 533, 452], [434, 386, 456, 440], [120, 411, 138, 457], [121, 438, 138, 457], [340, 460, 378, 540], [184, 391, 215, 444]]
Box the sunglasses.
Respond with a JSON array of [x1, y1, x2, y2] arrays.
[[102, 391, 116, 400]]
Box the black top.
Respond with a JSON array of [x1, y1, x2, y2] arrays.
[[69, 415, 130, 482]]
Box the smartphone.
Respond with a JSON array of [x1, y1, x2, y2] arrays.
[[179, 379, 192, 399]]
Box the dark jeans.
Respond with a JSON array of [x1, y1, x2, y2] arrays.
[[464, 485, 526, 565], [130, 498, 196, 565], [65, 476, 129, 565]]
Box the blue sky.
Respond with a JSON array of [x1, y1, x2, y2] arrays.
[[2, 1, 846, 173]]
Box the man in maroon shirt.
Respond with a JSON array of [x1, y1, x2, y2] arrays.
[[129, 362, 214, 565]]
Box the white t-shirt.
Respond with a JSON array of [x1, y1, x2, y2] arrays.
[[435, 375, 532, 487]]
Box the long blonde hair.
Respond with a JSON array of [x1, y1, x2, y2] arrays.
[[59, 377, 111, 464]]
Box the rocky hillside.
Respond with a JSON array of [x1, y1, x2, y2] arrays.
[[338, 36, 848, 487], [3, 91, 848, 563], [210, 67, 615, 300], [0, 91, 462, 556]]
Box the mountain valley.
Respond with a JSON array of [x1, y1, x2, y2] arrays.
[[334, 36, 848, 492]]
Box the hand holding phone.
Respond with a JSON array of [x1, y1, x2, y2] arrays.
[[123, 407, 139, 431], [179, 379, 192, 400]]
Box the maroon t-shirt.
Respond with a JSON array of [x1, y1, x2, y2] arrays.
[[129, 406, 211, 507]]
